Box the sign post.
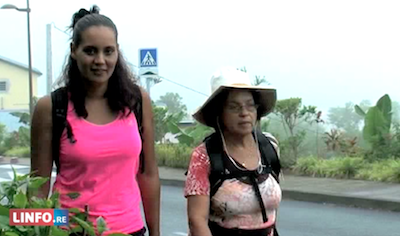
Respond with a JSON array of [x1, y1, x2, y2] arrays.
[[138, 48, 160, 96]]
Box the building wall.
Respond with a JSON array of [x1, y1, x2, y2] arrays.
[[0, 60, 39, 111]]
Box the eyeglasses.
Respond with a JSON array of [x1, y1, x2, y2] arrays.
[[225, 103, 259, 113]]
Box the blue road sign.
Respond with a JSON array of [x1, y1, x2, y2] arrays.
[[140, 48, 157, 68]]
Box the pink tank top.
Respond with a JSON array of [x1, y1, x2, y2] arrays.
[[53, 100, 144, 235]]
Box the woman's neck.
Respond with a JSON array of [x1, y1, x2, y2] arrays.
[[84, 81, 108, 99], [223, 130, 255, 149]]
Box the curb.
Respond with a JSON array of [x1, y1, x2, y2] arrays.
[[282, 190, 400, 212], [160, 178, 400, 212]]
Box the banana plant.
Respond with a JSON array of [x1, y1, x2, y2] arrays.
[[355, 94, 392, 146], [167, 121, 213, 146]]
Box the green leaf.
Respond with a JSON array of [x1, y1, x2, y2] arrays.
[[11, 166, 17, 182], [0, 205, 9, 216], [50, 191, 61, 208], [66, 192, 80, 200], [14, 190, 27, 208], [50, 226, 70, 236], [0, 215, 10, 229], [376, 94, 392, 130], [16, 173, 31, 182], [363, 107, 388, 143], [68, 208, 81, 214], [69, 225, 83, 234], [71, 216, 96, 236], [29, 197, 46, 208], [5, 232, 19, 236], [176, 134, 194, 146], [96, 216, 108, 235], [34, 226, 41, 236], [166, 121, 182, 134], [167, 121, 194, 145], [354, 105, 366, 117], [46, 199, 54, 208], [16, 225, 29, 232], [28, 177, 49, 190]]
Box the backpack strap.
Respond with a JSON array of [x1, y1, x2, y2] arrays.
[[133, 89, 144, 174], [256, 130, 281, 183], [203, 133, 227, 198], [205, 129, 281, 224], [51, 87, 75, 174], [249, 172, 268, 223]]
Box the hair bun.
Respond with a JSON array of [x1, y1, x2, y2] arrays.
[[89, 5, 100, 14], [70, 5, 101, 29]]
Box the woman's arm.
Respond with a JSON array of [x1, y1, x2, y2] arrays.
[[185, 145, 213, 236], [30, 96, 54, 198], [137, 89, 160, 236], [187, 195, 212, 236]]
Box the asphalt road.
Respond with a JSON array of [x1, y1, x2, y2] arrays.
[[159, 185, 400, 236], [2, 164, 399, 236]]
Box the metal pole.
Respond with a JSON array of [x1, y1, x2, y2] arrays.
[[46, 23, 53, 95], [146, 76, 151, 97], [26, 0, 33, 118]]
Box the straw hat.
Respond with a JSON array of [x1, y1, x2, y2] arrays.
[[193, 66, 277, 127]]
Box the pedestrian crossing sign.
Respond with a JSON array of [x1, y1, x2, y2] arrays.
[[140, 48, 157, 68]]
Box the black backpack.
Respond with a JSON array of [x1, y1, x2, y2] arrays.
[[202, 129, 281, 234], [50, 87, 144, 174]]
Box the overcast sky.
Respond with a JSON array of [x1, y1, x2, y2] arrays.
[[1, 0, 399, 119]]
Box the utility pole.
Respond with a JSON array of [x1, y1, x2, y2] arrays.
[[46, 23, 53, 95]]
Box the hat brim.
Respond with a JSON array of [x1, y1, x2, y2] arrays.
[[192, 85, 277, 127]]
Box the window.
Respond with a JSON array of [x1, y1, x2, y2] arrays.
[[0, 81, 6, 91], [0, 79, 9, 93]]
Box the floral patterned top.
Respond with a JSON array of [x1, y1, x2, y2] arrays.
[[184, 133, 282, 236]]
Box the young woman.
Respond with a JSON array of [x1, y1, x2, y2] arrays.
[[31, 6, 160, 236]]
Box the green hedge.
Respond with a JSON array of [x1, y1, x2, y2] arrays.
[[4, 146, 30, 158], [294, 156, 400, 183], [155, 144, 193, 169]]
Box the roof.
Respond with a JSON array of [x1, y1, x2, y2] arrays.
[[0, 55, 42, 76]]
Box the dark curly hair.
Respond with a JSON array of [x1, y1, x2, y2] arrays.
[[59, 5, 142, 118]]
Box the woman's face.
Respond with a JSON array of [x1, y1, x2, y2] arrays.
[[71, 26, 118, 84], [220, 90, 258, 135]]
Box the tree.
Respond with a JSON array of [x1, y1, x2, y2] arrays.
[[355, 94, 393, 159], [237, 66, 269, 86], [9, 96, 38, 126], [157, 92, 187, 114], [274, 98, 317, 160], [167, 122, 214, 147], [252, 75, 268, 86], [152, 101, 186, 143], [328, 102, 363, 135]]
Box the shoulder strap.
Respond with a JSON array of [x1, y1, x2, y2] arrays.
[[51, 87, 69, 174], [256, 130, 281, 183], [204, 133, 225, 198], [133, 89, 144, 174]]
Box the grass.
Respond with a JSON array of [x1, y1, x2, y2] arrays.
[[293, 156, 400, 183], [3, 146, 30, 158]]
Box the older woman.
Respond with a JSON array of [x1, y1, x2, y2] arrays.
[[185, 67, 282, 236]]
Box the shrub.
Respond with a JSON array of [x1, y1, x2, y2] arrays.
[[294, 156, 400, 183], [294, 156, 364, 179], [155, 144, 193, 169], [356, 158, 400, 183], [0, 167, 131, 235], [4, 146, 30, 158]]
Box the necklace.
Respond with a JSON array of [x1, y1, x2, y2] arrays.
[[220, 131, 264, 173]]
